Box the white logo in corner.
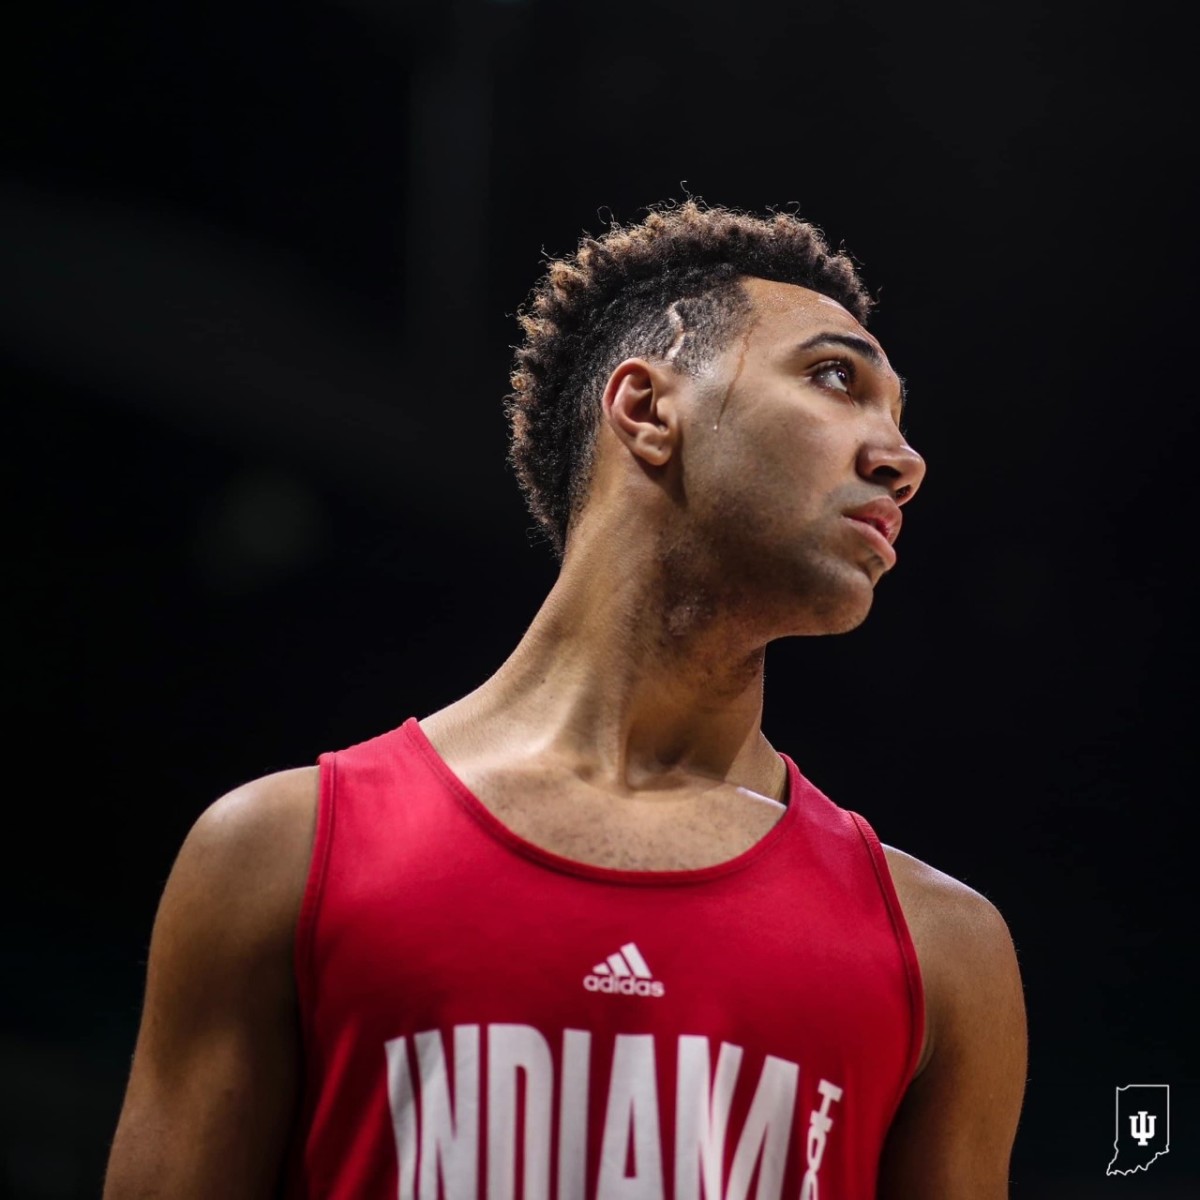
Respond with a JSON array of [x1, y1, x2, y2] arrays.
[[1106, 1084, 1169, 1175], [583, 942, 665, 997]]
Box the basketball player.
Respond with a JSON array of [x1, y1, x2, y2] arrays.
[[104, 202, 1027, 1198]]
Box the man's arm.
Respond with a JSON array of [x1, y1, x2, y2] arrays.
[[103, 767, 318, 1199], [878, 847, 1028, 1200]]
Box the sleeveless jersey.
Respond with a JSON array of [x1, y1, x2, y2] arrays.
[[285, 718, 923, 1200]]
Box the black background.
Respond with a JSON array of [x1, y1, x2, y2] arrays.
[[4, 1, 1197, 1195]]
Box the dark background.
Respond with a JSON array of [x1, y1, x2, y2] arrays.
[[4, 0, 1196, 1195]]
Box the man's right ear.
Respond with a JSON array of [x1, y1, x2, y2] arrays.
[[601, 358, 679, 468]]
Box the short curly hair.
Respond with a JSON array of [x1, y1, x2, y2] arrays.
[[505, 199, 873, 558]]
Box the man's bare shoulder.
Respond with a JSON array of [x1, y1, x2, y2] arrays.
[[881, 844, 1024, 1077], [881, 843, 1013, 943], [875, 847, 1027, 1195], [171, 766, 320, 946], [103, 767, 319, 1198], [191, 766, 319, 853]]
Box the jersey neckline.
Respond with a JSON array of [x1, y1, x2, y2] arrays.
[[402, 716, 805, 887]]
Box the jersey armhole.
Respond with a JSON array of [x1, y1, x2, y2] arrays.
[[293, 751, 336, 1033], [848, 811, 926, 1110]]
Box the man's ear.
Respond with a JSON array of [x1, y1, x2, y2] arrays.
[[601, 358, 678, 467]]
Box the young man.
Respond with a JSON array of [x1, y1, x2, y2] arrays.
[[104, 202, 1027, 1198]]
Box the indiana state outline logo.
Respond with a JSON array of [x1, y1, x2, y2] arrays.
[[1106, 1083, 1169, 1175]]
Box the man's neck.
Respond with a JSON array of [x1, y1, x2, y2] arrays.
[[434, 520, 787, 804]]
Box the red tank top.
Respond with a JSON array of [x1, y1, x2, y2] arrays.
[[286, 718, 923, 1200]]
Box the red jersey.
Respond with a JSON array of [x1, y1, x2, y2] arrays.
[[285, 718, 923, 1200]]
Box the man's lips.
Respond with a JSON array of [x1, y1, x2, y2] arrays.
[[843, 498, 903, 566]]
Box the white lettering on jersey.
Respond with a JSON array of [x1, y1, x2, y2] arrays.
[[798, 1079, 844, 1200], [726, 1055, 799, 1200], [384, 1025, 844, 1200], [416, 1026, 480, 1200], [487, 1025, 553, 1200], [674, 1036, 743, 1200], [558, 1030, 592, 1200], [597, 1034, 665, 1200], [384, 1035, 418, 1200]]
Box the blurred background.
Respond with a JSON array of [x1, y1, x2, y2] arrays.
[[4, 0, 1196, 1195]]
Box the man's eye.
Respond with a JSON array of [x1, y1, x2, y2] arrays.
[[813, 360, 854, 393]]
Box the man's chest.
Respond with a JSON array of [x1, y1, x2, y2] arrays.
[[451, 765, 787, 871]]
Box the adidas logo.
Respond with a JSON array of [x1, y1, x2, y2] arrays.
[[582, 942, 665, 997]]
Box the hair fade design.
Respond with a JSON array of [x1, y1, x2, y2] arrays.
[[505, 199, 873, 557]]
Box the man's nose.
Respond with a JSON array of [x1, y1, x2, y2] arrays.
[[857, 436, 926, 504]]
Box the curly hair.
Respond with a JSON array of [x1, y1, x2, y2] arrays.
[[505, 199, 873, 558]]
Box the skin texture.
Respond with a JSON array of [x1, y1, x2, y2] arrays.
[[104, 278, 1026, 1198], [103, 768, 316, 1200]]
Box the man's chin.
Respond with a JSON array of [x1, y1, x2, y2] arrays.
[[817, 605, 873, 637], [785, 586, 874, 637]]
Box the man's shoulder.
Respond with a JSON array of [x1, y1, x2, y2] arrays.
[[880, 843, 1017, 975], [194, 765, 320, 846], [188, 768, 321, 864], [880, 844, 1010, 933], [104, 767, 318, 1195], [880, 844, 1022, 1076], [167, 766, 320, 945]]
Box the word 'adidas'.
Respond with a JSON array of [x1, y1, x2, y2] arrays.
[[583, 942, 665, 997]]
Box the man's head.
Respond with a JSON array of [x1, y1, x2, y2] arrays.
[[506, 200, 924, 635], [507, 201, 874, 557]]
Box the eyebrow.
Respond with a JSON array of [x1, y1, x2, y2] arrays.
[[791, 332, 908, 412]]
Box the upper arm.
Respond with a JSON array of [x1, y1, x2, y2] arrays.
[[878, 848, 1028, 1200], [103, 766, 319, 1200]]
